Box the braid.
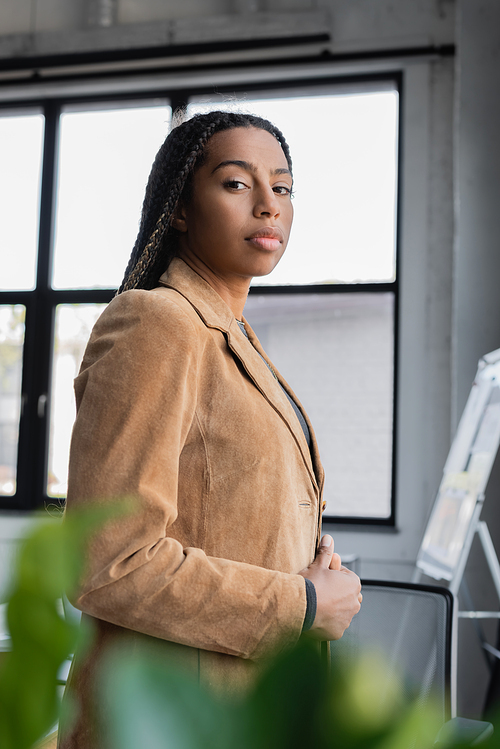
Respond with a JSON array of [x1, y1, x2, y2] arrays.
[[118, 111, 293, 294]]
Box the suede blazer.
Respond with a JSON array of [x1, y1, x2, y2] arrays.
[[60, 258, 325, 748]]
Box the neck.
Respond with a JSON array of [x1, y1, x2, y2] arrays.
[[178, 252, 250, 319]]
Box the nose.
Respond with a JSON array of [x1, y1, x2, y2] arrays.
[[253, 185, 280, 219]]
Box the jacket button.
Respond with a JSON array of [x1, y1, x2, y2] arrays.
[[321, 501, 326, 513]]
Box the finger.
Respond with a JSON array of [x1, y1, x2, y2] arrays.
[[329, 552, 342, 571], [315, 535, 334, 567], [358, 593, 363, 604]]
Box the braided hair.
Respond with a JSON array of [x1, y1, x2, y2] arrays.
[[118, 110, 293, 294]]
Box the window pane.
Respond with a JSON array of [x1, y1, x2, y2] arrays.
[[0, 113, 44, 291], [244, 292, 394, 518], [189, 88, 398, 285], [52, 103, 172, 290], [0, 305, 25, 495], [48, 304, 106, 497]]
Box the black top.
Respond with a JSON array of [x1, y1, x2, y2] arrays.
[[236, 320, 311, 448]]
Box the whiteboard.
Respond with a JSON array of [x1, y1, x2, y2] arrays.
[[417, 348, 500, 581]]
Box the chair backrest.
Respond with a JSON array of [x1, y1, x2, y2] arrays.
[[330, 580, 455, 724]]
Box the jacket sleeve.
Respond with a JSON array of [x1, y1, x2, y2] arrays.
[[66, 289, 307, 661]]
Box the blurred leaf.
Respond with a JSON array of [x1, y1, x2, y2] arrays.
[[0, 500, 132, 749], [244, 639, 327, 749], [101, 645, 240, 749], [99, 638, 460, 749], [376, 699, 443, 749]]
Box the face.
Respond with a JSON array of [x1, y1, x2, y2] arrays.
[[173, 127, 294, 284]]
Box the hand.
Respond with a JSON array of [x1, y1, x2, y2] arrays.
[[298, 535, 362, 641]]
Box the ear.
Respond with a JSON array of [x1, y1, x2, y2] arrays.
[[171, 202, 188, 233]]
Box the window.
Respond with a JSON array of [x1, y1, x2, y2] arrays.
[[1, 75, 399, 522], [0, 99, 172, 509]]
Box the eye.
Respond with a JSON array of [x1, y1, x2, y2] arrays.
[[273, 185, 294, 197], [223, 179, 247, 191]]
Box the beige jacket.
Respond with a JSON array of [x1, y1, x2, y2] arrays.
[[60, 258, 324, 747]]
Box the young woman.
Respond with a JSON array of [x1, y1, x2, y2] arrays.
[[60, 111, 362, 748]]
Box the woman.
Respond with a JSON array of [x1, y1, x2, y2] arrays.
[[60, 111, 361, 748]]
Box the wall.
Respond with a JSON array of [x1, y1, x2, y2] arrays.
[[452, 0, 500, 719], [0, 0, 455, 43]]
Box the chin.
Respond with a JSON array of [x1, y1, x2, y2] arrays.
[[250, 258, 284, 278]]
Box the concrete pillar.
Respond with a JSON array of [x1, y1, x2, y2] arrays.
[[454, 0, 500, 421], [86, 0, 117, 28], [454, 0, 500, 717]]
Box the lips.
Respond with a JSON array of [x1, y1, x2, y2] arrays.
[[247, 227, 284, 241], [245, 227, 284, 251]]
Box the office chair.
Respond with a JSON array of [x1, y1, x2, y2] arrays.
[[331, 580, 493, 746]]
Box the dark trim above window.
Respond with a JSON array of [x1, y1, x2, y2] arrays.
[[0, 42, 453, 97]]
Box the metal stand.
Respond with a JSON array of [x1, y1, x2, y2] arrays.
[[415, 494, 500, 625], [450, 513, 500, 671], [413, 502, 500, 686], [452, 518, 500, 609], [413, 350, 500, 711]]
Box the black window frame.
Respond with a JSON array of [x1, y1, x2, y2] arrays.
[[0, 71, 401, 524]]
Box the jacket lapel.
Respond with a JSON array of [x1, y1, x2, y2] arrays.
[[227, 318, 323, 495], [158, 259, 324, 497]]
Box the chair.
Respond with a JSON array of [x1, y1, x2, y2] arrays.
[[330, 580, 493, 745]]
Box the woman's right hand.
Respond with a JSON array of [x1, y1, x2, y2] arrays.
[[298, 535, 362, 641]]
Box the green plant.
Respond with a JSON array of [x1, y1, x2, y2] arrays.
[[0, 505, 125, 749], [1, 510, 498, 749], [100, 639, 446, 749]]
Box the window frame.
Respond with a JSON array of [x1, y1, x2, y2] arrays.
[[0, 71, 401, 524]]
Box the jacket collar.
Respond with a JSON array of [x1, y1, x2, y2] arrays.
[[158, 258, 324, 495], [158, 258, 234, 332]]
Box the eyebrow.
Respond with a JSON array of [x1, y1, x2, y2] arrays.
[[211, 159, 292, 178]]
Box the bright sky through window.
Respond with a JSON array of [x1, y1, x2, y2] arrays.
[[52, 104, 172, 289], [0, 113, 44, 291]]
